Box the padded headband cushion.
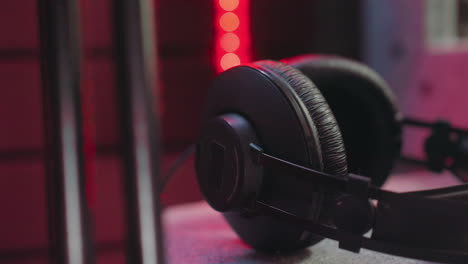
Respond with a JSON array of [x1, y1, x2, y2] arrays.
[[255, 60, 348, 176], [284, 55, 402, 186]]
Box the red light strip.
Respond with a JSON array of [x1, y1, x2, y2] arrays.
[[215, 0, 251, 72]]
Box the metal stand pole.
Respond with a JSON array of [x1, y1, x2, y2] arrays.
[[113, 0, 165, 263], [37, 0, 93, 263]]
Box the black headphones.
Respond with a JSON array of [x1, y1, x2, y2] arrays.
[[195, 55, 468, 263]]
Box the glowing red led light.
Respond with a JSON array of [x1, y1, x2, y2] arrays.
[[220, 33, 240, 52], [220, 53, 241, 70], [219, 12, 239, 32], [219, 0, 239, 11], [215, 0, 250, 72]]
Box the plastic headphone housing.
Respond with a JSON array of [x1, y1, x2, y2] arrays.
[[196, 113, 263, 212]]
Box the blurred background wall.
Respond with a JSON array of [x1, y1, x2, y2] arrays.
[[1, 0, 468, 263]]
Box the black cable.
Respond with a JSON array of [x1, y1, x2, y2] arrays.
[[398, 156, 427, 166], [403, 117, 468, 136], [160, 145, 196, 192]]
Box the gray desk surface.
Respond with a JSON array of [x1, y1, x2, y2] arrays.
[[164, 169, 460, 264]]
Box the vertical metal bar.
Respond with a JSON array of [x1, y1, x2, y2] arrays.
[[112, 0, 165, 263], [37, 0, 92, 263]]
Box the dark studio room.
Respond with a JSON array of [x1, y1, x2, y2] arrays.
[[2, 0, 468, 263]]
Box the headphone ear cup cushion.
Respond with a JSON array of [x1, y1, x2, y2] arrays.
[[284, 55, 402, 186], [256, 60, 348, 176]]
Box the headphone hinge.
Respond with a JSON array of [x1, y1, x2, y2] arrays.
[[336, 174, 374, 253], [346, 173, 371, 199]]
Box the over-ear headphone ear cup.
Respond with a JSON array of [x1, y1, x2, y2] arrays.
[[205, 60, 348, 253], [284, 55, 402, 186], [255, 60, 348, 176], [225, 60, 347, 251]]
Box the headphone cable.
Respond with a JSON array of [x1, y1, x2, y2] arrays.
[[159, 144, 196, 193]]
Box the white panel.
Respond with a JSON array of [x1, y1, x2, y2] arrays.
[[426, 0, 458, 47]]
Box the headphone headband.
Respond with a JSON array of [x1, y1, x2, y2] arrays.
[[251, 143, 468, 263]]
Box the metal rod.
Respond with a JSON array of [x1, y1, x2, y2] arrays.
[[402, 118, 433, 128], [37, 0, 93, 263], [403, 118, 468, 136], [112, 0, 165, 263]]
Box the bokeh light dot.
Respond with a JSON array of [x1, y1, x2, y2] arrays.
[[219, 12, 239, 32], [220, 33, 240, 52], [219, 0, 239, 11], [220, 53, 241, 70]]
